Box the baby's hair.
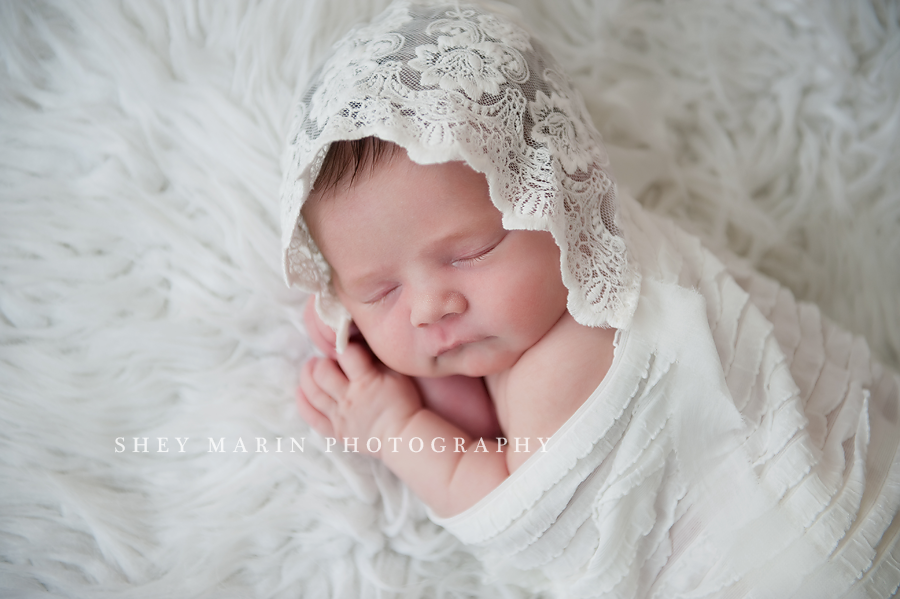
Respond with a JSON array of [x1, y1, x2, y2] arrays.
[[311, 136, 400, 198]]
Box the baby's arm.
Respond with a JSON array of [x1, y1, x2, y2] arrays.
[[302, 297, 501, 439], [296, 343, 509, 517], [414, 376, 502, 439]]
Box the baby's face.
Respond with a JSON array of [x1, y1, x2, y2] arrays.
[[304, 151, 568, 378]]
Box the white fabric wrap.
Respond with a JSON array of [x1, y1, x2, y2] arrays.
[[430, 194, 900, 598], [279, 0, 641, 350]]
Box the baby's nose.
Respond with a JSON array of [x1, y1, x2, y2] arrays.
[[410, 290, 467, 327]]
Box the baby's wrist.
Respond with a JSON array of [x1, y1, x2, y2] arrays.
[[374, 406, 423, 447]]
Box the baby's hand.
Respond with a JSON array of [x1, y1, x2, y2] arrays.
[[296, 342, 423, 455], [301, 295, 502, 439]]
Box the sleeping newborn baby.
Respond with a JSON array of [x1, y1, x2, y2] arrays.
[[297, 138, 618, 515], [282, 2, 900, 596]]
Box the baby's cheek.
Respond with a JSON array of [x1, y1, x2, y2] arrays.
[[359, 320, 420, 375], [489, 269, 548, 320], [504, 272, 568, 343]]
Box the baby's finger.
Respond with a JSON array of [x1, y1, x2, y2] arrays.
[[336, 342, 377, 380], [295, 385, 335, 438], [311, 356, 350, 399], [300, 359, 337, 414]]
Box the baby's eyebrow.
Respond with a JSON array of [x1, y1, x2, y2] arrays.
[[334, 268, 387, 294], [428, 225, 500, 253]]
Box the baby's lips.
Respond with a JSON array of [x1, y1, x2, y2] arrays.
[[430, 332, 486, 358]]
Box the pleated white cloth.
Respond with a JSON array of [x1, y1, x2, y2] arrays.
[[430, 194, 900, 598]]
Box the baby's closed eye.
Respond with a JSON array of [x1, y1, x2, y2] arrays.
[[451, 232, 507, 268], [364, 285, 400, 305]]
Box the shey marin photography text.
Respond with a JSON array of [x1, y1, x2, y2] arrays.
[[114, 435, 552, 454]]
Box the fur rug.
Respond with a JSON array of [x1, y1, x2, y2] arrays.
[[1, 0, 898, 596]]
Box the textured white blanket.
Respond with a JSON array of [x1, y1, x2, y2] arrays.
[[2, 1, 898, 597], [433, 195, 900, 597]]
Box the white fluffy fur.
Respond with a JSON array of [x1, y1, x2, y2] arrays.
[[1, 1, 897, 597]]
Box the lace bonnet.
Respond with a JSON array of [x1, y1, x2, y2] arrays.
[[281, 0, 641, 351]]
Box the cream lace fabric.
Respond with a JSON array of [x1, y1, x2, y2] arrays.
[[280, 0, 640, 348]]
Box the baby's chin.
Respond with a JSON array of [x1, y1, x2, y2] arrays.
[[377, 354, 505, 379], [431, 348, 521, 379]]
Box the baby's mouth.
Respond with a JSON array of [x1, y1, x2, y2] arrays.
[[434, 336, 485, 358], [435, 341, 464, 357]]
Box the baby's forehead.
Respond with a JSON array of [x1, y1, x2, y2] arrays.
[[305, 147, 501, 227], [304, 155, 510, 263]]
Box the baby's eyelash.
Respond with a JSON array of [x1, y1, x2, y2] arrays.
[[453, 235, 505, 267], [453, 252, 491, 266], [364, 286, 398, 305]]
